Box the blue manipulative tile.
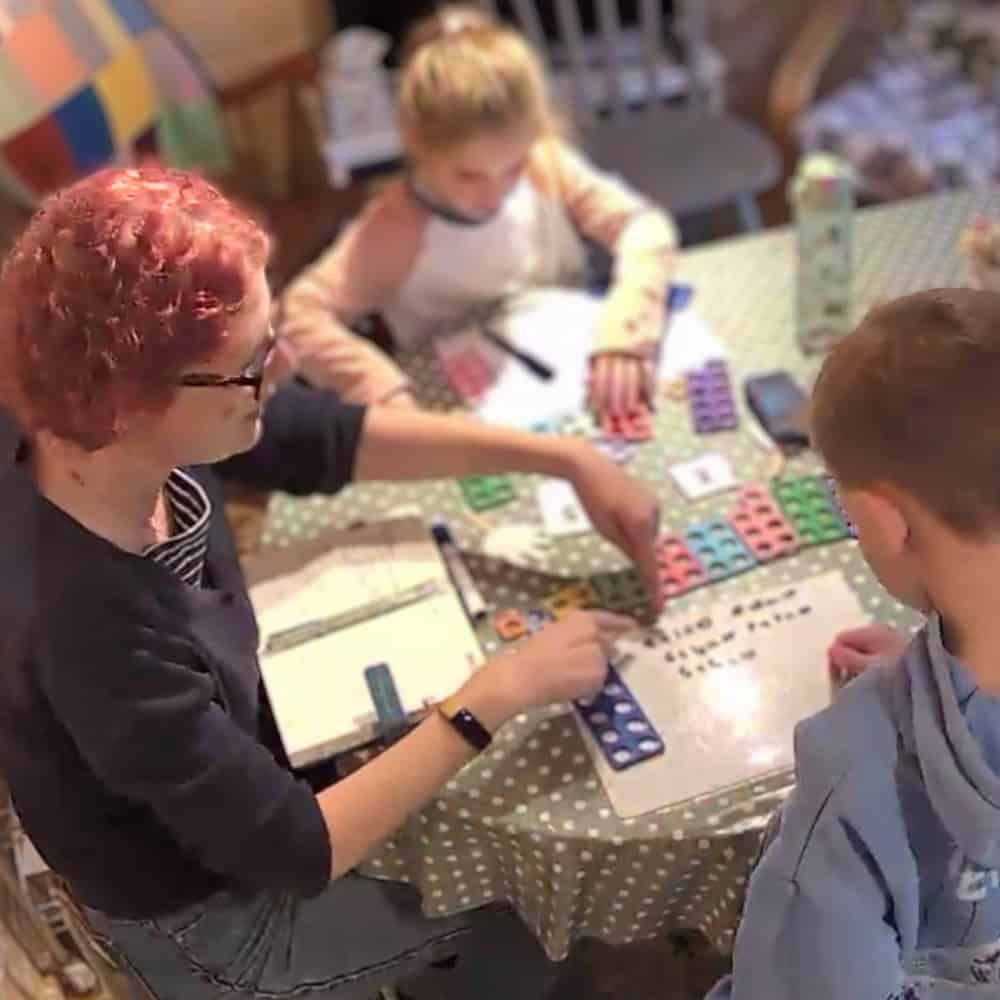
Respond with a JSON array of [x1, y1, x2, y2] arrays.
[[685, 518, 757, 582], [575, 664, 664, 771]]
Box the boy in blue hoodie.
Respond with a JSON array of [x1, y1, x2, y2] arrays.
[[708, 288, 1000, 1000]]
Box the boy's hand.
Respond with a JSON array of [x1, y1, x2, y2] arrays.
[[828, 624, 908, 687], [588, 354, 652, 416]]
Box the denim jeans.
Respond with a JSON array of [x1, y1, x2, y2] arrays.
[[84, 875, 558, 999]]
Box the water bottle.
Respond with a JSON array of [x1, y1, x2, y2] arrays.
[[789, 153, 856, 355]]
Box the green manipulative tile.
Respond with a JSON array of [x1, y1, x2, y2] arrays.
[[591, 568, 650, 612], [772, 475, 849, 546], [459, 474, 517, 511]]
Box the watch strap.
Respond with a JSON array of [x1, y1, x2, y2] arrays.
[[437, 695, 492, 752]]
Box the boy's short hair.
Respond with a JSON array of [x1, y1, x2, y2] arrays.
[[811, 287, 1000, 536]]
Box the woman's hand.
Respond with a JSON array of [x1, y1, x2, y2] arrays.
[[588, 353, 651, 416], [564, 442, 663, 612], [461, 610, 637, 729], [828, 624, 908, 687]]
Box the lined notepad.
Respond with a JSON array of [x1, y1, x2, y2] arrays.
[[245, 517, 484, 767]]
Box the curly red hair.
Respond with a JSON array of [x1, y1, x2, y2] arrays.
[[0, 166, 269, 450]]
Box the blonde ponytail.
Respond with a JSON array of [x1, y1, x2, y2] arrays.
[[399, 4, 556, 154]]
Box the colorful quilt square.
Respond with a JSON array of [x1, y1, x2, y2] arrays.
[[3, 116, 77, 198], [50, 0, 111, 70], [54, 86, 114, 168], [6, 9, 89, 102], [0, 1, 40, 29], [77, 0, 130, 53], [0, 55, 42, 138], [95, 43, 156, 145], [108, 0, 157, 34], [139, 26, 207, 103]]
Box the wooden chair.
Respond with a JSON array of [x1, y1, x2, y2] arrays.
[[486, 0, 782, 230], [767, 0, 868, 177]]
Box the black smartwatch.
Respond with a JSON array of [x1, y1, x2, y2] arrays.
[[436, 695, 492, 753]]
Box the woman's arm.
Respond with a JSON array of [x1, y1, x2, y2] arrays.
[[218, 388, 662, 606], [317, 610, 631, 877], [44, 606, 629, 889], [353, 406, 662, 606]]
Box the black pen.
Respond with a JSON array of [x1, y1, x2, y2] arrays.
[[481, 324, 555, 381]]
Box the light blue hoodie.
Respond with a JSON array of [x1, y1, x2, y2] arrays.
[[708, 615, 1000, 999]]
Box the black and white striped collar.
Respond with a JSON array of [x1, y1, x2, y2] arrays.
[[143, 469, 212, 587]]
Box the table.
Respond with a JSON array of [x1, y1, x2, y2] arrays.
[[261, 189, 987, 960]]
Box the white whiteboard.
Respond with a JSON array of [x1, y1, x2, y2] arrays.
[[582, 570, 868, 817]]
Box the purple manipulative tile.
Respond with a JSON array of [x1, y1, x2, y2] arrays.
[[686, 361, 738, 434]]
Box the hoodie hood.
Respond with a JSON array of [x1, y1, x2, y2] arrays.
[[898, 613, 1000, 869]]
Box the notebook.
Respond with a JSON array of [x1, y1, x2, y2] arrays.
[[244, 517, 484, 767]]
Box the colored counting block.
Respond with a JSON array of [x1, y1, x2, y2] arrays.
[[590, 568, 649, 613], [543, 581, 599, 620], [687, 361, 739, 434], [575, 665, 664, 771], [459, 474, 516, 512], [557, 412, 598, 437], [823, 474, 857, 538], [600, 404, 654, 442], [525, 608, 554, 634], [493, 609, 528, 642], [655, 533, 708, 598], [772, 475, 850, 545], [685, 518, 756, 582], [728, 485, 801, 562], [593, 437, 638, 464], [442, 348, 495, 402]]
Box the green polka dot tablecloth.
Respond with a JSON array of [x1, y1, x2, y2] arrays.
[[261, 190, 986, 960]]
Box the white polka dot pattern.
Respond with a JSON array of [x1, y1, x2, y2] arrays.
[[261, 191, 981, 960]]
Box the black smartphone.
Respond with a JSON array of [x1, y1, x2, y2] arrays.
[[744, 372, 810, 452]]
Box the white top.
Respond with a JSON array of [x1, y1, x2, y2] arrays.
[[384, 177, 589, 347]]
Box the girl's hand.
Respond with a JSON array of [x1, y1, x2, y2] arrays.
[[588, 354, 651, 417]]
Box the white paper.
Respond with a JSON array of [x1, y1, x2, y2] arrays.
[[669, 453, 737, 500], [658, 308, 729, 380], [481, 522, 553, 568], [537, 479, 593, 538], [436, 287, 724, 429], [579, 571, 868, 817]]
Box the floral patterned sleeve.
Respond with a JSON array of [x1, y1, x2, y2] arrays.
[[531, 138, 679, 358]]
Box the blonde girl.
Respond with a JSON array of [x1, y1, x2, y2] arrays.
[[282, 4, 679, 416]]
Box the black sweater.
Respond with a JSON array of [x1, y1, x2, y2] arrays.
[[0, 384, 366, 918]]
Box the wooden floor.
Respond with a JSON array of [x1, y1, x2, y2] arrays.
[[551, 933, 730, 1000]]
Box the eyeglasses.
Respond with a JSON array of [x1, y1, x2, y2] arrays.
[[176, 328, 278, 402]]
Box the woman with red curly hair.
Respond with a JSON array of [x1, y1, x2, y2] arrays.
[[0, 167, 662, 999]]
